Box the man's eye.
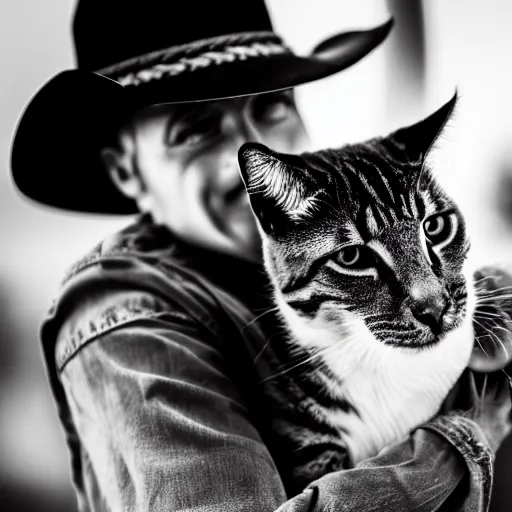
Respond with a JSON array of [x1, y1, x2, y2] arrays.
[[423, 212, 458, 248], [169, 117, 220, 146], [253, 93, 294, 124]]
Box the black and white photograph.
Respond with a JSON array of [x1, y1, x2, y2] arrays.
[[1, 1, 512, 511]]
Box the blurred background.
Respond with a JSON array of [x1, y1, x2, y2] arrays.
[[1, 1, 511, 510]]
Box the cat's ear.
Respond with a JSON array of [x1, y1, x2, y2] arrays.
[[238, 142, 318, 236], [388, 91, 458, 161]]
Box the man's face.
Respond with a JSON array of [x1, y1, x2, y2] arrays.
[[120, 91, 309, 260]]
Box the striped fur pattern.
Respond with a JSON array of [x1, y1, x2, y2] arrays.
[[239, 94, 476, 490]]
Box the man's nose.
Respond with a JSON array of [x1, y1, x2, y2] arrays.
[[229, 114, 265, 146], [408, 283, 449, 334], [216, 115, 264, 190]]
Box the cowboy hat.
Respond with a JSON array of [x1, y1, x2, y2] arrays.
[[11, 0, 393, 214]]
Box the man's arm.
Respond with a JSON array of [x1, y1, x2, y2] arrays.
[[60, 312, 287, 511], [58, 306, 498, 512]]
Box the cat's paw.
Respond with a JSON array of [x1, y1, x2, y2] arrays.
[[465, 370, 512, 454], [441, 368, 512, 454], [470, 266, 512, 372]]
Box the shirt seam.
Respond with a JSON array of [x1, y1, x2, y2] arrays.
[[56, 308, 191, 373]]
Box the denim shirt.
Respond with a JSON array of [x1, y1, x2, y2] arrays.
[[41, 216, 494, 512]]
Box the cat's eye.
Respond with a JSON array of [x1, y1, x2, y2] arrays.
[[337, 246, 360, 266], [423, 212, 457, 248], [334, 245, 375, 271]]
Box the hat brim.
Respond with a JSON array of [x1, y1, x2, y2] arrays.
[[11, 19, 392, 215]]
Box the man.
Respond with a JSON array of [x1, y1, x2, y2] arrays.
[[11, 1, 512, 511]]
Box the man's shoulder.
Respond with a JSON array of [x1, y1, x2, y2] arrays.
[[50, 215, 231, 330], [61, 214, 181, 285], [42, 216, 241, 373]]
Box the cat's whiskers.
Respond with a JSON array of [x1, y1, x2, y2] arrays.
[[475, 292, 512, 302], [473, 309, 504, 319], [473, 276, 512, 291], [474, 314, 512, 345], [260, 338, 352, 384], [471, 318, 494, 359], [253, 332, 282, 365], [261, 346, 324, 383], [486, 323, 512, 338], [475, 282, 512, 294], [474, 314, 506, 332], [261, 314, 375, 385], [475, 275, 497, 284], [242, 305, 281, 331], [473, 316, 497, 337], [474, 337, 491, 359], [494, 337, 510, 360], [473, 317, 510, 360]]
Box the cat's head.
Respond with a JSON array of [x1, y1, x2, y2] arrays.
[[238, 93, 473, 356]]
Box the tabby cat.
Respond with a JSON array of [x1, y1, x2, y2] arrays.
[[238, 94, 481, 492]]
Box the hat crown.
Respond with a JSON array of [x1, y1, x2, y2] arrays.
[[72, 0, 274, 71]]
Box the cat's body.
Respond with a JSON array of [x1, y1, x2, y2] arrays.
[[276, 292, 474, 465], [238, 94, 478, 490]]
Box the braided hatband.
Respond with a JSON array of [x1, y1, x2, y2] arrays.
[[98, 31, 291, 87]]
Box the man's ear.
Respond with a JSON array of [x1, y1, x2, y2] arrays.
[[100, 132, 142, 200]]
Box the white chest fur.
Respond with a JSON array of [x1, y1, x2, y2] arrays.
[[336, 314, 474, 463], [276, 283, 475, 465]]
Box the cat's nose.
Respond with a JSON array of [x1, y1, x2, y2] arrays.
[[409, 285, 449, 334]]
